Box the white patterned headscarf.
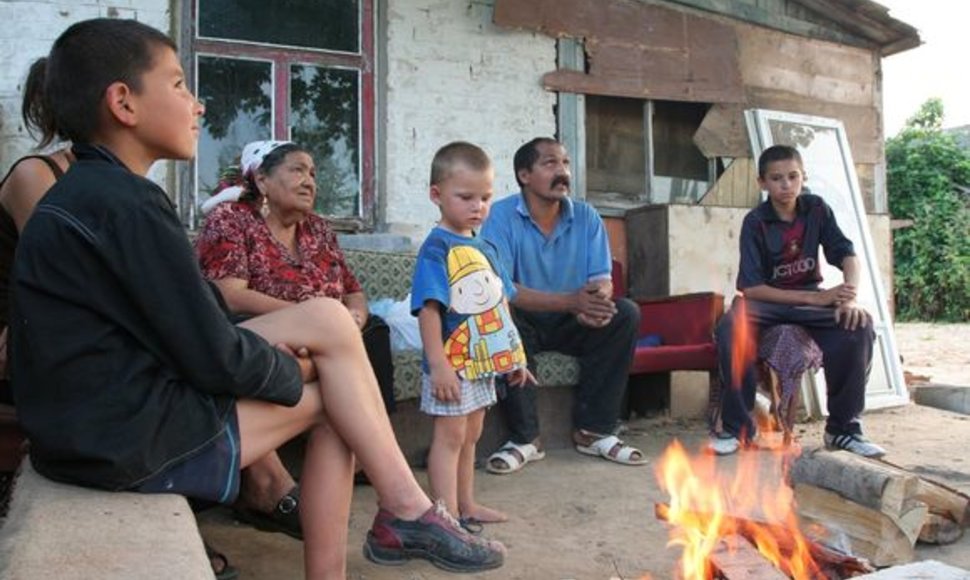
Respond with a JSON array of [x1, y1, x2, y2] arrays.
[[200, 140, 295, 215]]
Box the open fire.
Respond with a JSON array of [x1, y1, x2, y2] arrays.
[[655, 440, 825, 579]]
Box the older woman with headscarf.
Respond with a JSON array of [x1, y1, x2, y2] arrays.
[[196, 140, 396, 417]]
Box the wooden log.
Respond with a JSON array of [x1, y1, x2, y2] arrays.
[[793, 483, 926, 567], [709, 534, 787, 580], [917, 513, 964, 545], [877, 458, 970, 526], [788, 449, 921, 517]]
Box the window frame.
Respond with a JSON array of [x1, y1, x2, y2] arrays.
[[574, 93, 716, 215], [180, 0, 376, 230]]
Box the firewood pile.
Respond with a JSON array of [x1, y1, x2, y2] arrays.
[[787, 449, 970, 568]]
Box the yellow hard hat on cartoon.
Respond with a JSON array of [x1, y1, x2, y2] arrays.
[[447, 246, 490, 284]]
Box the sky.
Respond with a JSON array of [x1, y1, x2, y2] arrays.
[[877, 0, 970, 137]]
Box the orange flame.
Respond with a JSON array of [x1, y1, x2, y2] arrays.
[[656, 441, 822, 579], [729, 298, 758, 391]]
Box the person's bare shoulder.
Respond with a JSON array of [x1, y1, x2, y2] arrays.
[[0, 150, 71, 229]]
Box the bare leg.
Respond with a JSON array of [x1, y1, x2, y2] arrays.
[[458, 409, 507, 523], [427, 415, 467, 516], [231, 298, 501, 575], [301, 408, 355, 578], [235, 386, 352, 579], [239, 298, 431, 519]]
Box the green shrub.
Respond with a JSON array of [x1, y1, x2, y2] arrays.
[[886, 99, 970, 321]]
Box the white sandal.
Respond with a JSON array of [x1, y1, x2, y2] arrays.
[[486, 440, 546, 475], [575, 434, 648, 466]]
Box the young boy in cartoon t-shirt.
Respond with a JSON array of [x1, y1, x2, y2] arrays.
[[412, 142, 533, 531], [710, 144, 885, 458]]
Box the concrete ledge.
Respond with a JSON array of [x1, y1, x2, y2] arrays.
[[913, 384, 970, 416], [0, 461, 210, 579]]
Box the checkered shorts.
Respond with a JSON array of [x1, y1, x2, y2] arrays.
[[420, 373, 496, 416]]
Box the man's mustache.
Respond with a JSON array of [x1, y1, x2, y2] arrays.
[[551, 175, 570, 189]]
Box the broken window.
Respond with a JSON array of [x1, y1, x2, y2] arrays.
[[585, 96, 713, 208], [188, 0, 374, 225]]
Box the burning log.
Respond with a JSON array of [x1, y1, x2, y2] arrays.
[[792, 483, 926, 567], [655, 503, 875, 577], [709, 535, 787, 580]]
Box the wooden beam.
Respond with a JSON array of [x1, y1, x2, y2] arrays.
[[709, 535, 788, 580]]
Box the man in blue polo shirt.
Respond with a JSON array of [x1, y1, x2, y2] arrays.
[[479, 137, 644, 474]]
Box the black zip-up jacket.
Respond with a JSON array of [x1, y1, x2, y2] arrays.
[[10, 144, 303, 491]]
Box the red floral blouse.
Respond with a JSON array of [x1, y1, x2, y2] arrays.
[[196, 202, 362, 303]]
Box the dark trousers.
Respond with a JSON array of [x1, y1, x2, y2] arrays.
[[362, 314, 396, 415], [499, 298, 640, 444], [716, 297, 873, 440]]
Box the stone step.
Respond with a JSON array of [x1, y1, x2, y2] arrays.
[[0, 461, 209, 579]]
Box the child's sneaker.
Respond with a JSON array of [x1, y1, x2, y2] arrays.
[[363, 500, 505, 572], [707, 433, 740, 456], [824, 432, 886, 458]]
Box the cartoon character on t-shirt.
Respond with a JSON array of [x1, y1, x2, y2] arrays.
[[443, 245, 526, 381]]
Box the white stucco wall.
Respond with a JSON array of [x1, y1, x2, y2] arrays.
[[382, 0, 558, 240], [0, 1, 172, 182]]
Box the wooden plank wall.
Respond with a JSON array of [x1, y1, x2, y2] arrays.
[[494, 0, 745, 104], [493, 0, 884, 211], [700, 157, 760, 208]]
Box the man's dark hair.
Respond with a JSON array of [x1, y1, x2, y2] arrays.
[[513, 137, 560, 187], [757, 145, 803, 178], [30, 18, 177, 146]]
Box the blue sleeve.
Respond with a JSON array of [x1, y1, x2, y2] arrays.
[[410, 234, 451, 316], [585, 206, 612, 281], [737, 213, 767, 290], [479, 207, 517, 284], [818, 200, 855, 270]]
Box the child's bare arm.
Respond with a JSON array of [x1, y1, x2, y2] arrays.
[[418, 302, 461, 402]]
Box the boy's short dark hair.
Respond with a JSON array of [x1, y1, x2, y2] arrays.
[[430, 141, 491, 186], [757, 145, 803, 178], [513, 137, 559, 187], [42, 18, 177, 146]]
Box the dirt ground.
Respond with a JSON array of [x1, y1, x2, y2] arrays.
[[198, 322, 970, 579], [894, 322, 970, 387]]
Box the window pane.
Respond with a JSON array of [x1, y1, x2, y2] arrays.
[[652, 101, 709, 180], [197, 56, 272, 201], [651, 101, 710, 203], [198, 0, 359, 53], [585, 95, 645, 202], [290, 65, 360, 217]]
